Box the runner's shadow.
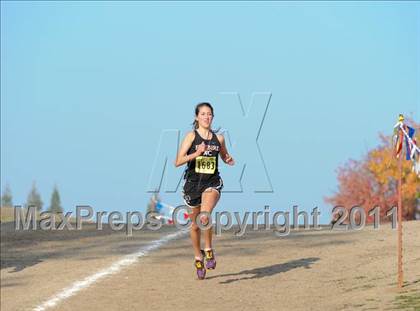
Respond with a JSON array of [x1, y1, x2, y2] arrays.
[[206, 257, 319, 284]]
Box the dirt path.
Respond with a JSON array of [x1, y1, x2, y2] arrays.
[[1, 221, 420, 311]]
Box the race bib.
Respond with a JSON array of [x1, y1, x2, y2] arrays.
[[195, 156, 216, 174]]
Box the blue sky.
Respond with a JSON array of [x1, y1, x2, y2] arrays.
[[1, 2, 419, 224]]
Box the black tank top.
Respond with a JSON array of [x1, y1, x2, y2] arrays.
[[184, 130, 221, 182]]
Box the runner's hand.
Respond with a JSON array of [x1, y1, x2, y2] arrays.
[[225, 154, 235, 166], [196, 142, 206, 155]]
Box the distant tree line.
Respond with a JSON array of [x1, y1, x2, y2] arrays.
[[326, 118, 419, 222], [1, 182, 63, 214]]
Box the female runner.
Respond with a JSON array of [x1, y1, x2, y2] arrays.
[[175, 102, 235, 280]]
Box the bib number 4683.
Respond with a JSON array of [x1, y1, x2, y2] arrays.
[[195, 156, 216, 174]]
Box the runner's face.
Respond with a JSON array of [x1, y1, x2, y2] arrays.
[[196, 106, 213, 129]]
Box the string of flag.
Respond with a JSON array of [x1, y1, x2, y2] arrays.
[[393, 114, 420, 175], [151, 195, 189, 224]]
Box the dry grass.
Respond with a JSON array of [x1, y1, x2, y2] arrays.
[[0, 206, 70, 224], [0, 206, 18, 223]]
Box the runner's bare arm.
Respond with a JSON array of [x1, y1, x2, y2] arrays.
[[174, 132, 205, 167], [217, 134, 235, 166]]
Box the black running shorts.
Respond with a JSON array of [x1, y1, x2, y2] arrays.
[[183, 176, 223, 207]]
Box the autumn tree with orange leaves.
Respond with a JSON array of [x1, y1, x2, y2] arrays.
[[325, 119, 419, 223]]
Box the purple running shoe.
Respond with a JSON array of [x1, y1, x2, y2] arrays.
[[205, 249, 216, 270], [194, 259, 206, 280]]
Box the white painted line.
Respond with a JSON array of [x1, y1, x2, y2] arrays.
[[33, 229, 188, 311]]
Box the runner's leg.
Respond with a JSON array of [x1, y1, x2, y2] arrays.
[[201, 188, 220, 250], [190, 205, 203, 259]]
